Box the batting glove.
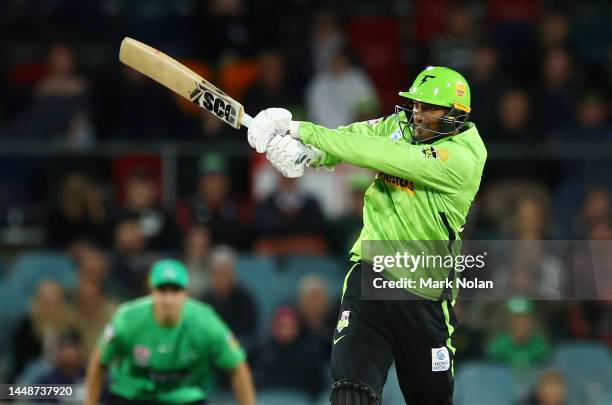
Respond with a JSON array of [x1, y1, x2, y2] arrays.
[[247, 108, 292, 153]]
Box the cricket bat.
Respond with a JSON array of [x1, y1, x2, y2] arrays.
[[119, 37, 252, 128]]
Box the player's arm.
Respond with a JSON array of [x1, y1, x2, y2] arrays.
[[206, 310, 255, 404], [229, 361, 256, 405], [84, 347, 106, 405], [298, 120, 475, 193], [85, 315, 124, 405]]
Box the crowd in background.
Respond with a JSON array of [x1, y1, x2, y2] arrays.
[[0, 0, 611, 404]]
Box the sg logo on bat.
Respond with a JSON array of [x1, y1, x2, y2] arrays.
[[190, 81, 237, 127]]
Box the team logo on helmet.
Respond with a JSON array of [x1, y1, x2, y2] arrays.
[[455, 82, 466, 98], [419, 75, 436, 87]]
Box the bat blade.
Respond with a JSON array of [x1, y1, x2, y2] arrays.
[[119, 37, 251, 128]]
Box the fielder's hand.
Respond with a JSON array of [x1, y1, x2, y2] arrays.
[[247, 108, 301, 152]]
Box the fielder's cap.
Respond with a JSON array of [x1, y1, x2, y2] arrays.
[[149, 259, 189, 289]]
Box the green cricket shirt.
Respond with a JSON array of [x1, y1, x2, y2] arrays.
[[99, 297, 245, 403], [300, 114, 487, 300]]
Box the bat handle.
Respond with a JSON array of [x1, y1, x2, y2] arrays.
[[240, 113, 253, 128]]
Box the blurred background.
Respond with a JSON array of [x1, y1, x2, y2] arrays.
[[0, 0, 611, 404]]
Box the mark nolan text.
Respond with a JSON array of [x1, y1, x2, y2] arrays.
[[373, 277, 494, 289]]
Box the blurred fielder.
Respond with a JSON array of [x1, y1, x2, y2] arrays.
[[248, 67, 487, 404], [85, 259, 255, 405]]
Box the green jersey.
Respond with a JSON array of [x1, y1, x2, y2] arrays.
[[300, 114, 487, 300], [99, 297, 245, 403]]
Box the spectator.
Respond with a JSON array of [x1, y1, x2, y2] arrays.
[[331, 173, 369, 254], [10, 281, 75, 382], [73, 242, 109, 287], [254, 176, 327, 254], [45, 173, 106, 250], [73, 277, 117, 355], [297, 275, 337, 355], [99, 65, 182, 139], [177, 153, 248, 248], [201, 246, 257, 340], [243, 50, 298, 115], [487, 298, 551, 375], [497, 89, 536, 142], [468, 44, 509, 137], [494, 241, 563, 300], [252, 306, 327, 398], [557, 92, 610, 143], [533, 47, 578, 134], [182, 224, 212, 297], [306, 46, 379, 128], [309, 8, 345, 73], [0, 42, 92, 145], [572, 188, 611, 239], [114, 167, 180, 252], [36, 329, 86, 387], [430, 4, 479, 72], [109, 216, 159, 299], [523, 369, 568, 405]]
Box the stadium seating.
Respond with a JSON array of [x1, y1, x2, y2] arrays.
[[281, 255, 345, 291], [256, 389, 312, 405], [8, 251, 77, 296], [552, 341, 612, 404], [382, 365, 405, 405], [454, 362, 516, 405], [235, 255, 292, 335]]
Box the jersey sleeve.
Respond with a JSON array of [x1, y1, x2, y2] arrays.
[[98, 312, 125, 366], [305, 117, 390, 169], [205, 310, 246, 370], [299, 120, 476, 194]]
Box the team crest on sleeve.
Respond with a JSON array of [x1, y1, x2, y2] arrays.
[[336, 310, 351, 333], [421, 146, 449, 161]]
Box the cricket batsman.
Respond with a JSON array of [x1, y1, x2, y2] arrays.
[[247, 66, 487, 404], [84, 259, 255, 405]]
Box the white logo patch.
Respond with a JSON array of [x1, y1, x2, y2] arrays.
[[390, 129, 402, 141], [431, 347, 450, 372], [336, 310, 350, 333]]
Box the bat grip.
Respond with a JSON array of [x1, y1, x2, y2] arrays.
[[240, 113, 253, 128]]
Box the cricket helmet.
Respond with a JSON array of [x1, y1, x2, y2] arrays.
[[395, 66, 471, 143]]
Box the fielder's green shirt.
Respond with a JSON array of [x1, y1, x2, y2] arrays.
[[99, 297, 245, 403], [300, 114, 487, 300]]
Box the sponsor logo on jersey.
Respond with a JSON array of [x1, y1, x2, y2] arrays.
[[133, 345, 151, 366], [336, 310, 350, 333], [390, 128, 402, 141], [378, 172, 415, 195], [431, 347, 451, 372], [190, 81, 237, 126]]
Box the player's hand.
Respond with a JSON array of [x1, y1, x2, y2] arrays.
[[265, 135, 307, 178], [248, 108, 292, 153]]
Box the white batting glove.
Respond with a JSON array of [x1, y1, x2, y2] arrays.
[[265, 136, 306, 178], [247, 108, 292, 153]]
